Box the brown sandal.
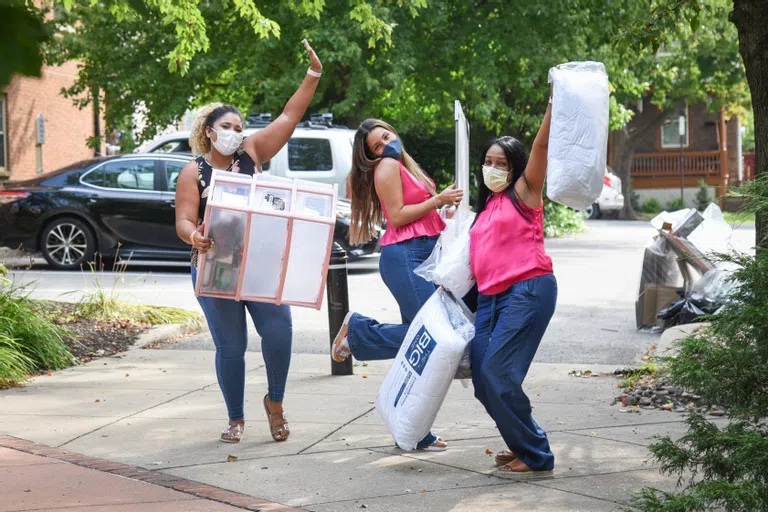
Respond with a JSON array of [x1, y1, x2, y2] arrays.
[[263, 395, 290, 442], [495, 450, 517, 466], [497, 458, 552, 474], [331, 312, 354, 363], [221, 421, 244, 443]]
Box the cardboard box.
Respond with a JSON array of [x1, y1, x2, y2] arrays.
[[636, 285, 683, 329]]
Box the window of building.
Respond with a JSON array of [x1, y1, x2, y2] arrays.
[[288, 138, 333, 172], [0, 95, 6, 172], [661, 106, 690, 149]]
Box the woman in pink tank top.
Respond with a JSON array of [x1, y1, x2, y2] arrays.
[[331, 119, 463, 451], [468, 89, 558, 474]]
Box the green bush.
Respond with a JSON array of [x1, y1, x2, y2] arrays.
[[0, 281, 73, 387], [666, 197, 686, 211], [629, 250, 768, 512], [642, 198, 662, 214], [696, 180, 712, 212], [631, 189, 641, 212], [543, 200, 585, 238]]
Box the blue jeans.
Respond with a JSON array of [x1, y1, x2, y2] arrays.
[[347, 236, 440, 448], [348, 236, 438, 360], [471, 274, 558, 471], [191, 267, 292, 421]]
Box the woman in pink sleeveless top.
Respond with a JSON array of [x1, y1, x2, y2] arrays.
[[331, 119, 463, 450], [469, 92, 557, 473]]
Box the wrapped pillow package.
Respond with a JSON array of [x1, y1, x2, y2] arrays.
[[195, 170, 338, 310], [547, 61, 610, 211], [376, 288, 475, 450]]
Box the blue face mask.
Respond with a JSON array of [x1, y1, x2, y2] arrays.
[[380, 138, 402, 160]]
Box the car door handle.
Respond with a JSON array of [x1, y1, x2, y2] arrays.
[[166, 199, 176, 209], [88, 194, 99, 203]]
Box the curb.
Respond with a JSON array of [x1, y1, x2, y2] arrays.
[[657, 323, 708, 355], [133, 318, 206, 350], [0, 435, 304, 512]]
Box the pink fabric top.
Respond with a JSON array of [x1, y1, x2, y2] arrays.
[[378, 161, 446, 247], [470, 193, 554, 295]]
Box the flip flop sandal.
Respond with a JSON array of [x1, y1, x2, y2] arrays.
[[220, 422, 244, 443], [417, 437, 448, 452], [331, 312, 354, 363], [495, 450, 518, 466], [263, 395, 290, 442]]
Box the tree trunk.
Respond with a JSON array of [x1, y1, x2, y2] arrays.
[[612, 127, 639, 220], [731, 0, 768, 249], [612, 106, 671, 220]]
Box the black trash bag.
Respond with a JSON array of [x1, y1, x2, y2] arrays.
[[657, 291, 722, 328]]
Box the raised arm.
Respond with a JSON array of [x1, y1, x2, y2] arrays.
[[516, 86, 554, 209], [375, 159, 463, 228], [242, 39, 322, 166]]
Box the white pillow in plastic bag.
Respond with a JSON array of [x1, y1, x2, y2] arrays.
[[547, 61, 610, 210], [376, 288, 475, 450], [414, 207, 476, 299]]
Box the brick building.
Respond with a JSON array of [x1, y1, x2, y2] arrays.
[[1, 60, 103, 183]]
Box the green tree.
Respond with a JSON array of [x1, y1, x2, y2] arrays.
[[46, 1, 428, 144], [0, 0, 50, 89], [605, 0, 749, 220], [617, 0, 766, 247]]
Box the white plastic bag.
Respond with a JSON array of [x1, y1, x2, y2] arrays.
[[376, 288, 475, 450], [546, 61, 610, 210], [414, 207, 476, 299]]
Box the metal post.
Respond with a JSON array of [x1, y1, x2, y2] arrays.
[[326, 242, 353, 375], [679, 112, 686, 206]]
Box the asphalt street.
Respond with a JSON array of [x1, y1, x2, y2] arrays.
[[5, 220, 756, 366]]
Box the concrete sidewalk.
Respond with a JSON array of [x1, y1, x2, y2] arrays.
[[0, 349, 712, 511]]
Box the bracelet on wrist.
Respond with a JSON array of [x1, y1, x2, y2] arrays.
[[307, 68, 322, 78], [189, 231, 197, 246], [432, 197, 439, 210]]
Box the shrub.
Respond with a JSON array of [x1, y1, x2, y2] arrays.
[[631, 189, 641, 212], [0, 281, 73, 387], [543, 200, 585, 238], [695, 180, 712, 211], [666, 197, 686, 211], [629, 250, 768, 512], [642, 198, 662, 214]]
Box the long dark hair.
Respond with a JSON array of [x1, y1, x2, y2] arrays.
[[349, 119, 435, 245], [474, 136, 532, 222]]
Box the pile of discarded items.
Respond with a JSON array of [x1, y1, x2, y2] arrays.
[[636, 204, 741, 333]]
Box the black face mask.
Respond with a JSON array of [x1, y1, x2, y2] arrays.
[[381, 139, 402, 160]]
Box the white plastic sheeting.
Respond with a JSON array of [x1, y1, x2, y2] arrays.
[[547, 61, 610, 210]]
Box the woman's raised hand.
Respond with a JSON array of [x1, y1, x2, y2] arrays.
[[302, 39, 322, 74], [436, 184, 464, 208]]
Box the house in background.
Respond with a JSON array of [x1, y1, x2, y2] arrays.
[[611, 98, 740, 210], [1, 60, 104, 184]]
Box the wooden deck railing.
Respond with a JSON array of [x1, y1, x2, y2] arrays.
[[631, 151, 721, 177]]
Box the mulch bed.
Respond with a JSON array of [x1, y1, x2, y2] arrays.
[[39, 302, 149, 363]]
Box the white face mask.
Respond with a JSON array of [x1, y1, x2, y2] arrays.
[[482, 165, 511, 193], [210, 128, 244, 156]]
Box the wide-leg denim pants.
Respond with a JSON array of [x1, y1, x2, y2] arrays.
[[471, 274, 558, 470]]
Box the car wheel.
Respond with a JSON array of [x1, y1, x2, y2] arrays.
[[41, 217, 96, 270], [585, 203, 601, 220]]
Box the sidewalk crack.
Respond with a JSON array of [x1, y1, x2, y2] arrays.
[[296, 406, 375, 455]]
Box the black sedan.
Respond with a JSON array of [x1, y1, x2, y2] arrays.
[[0, 154, 378, 270]]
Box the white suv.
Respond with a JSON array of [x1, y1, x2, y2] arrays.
[[585, 167, 625, 219], [138, 117, 355, 195]]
